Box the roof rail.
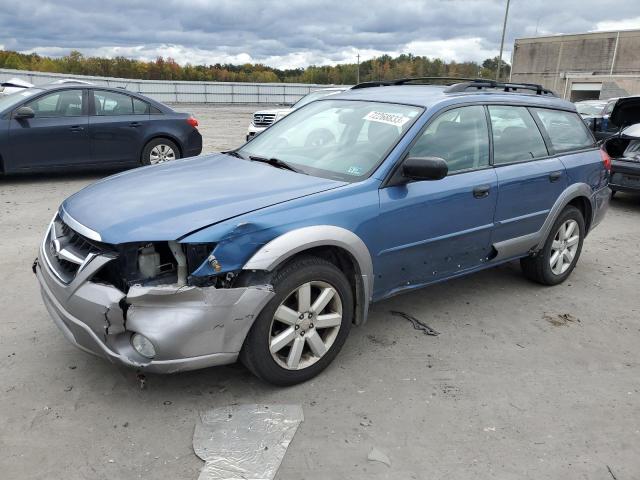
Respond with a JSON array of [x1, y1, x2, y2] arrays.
[[351, 77, 478, 89], [444, 79, 556, 96], [351, 77, 556, 96]]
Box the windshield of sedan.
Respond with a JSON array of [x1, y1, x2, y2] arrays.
[[0, 88, 43, 112], [575, 102, 606, 116], [238, 99, 423, 181]]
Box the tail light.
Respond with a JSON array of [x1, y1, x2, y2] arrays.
[[600, 147, 612, 171], [186, 116, 199, 129]]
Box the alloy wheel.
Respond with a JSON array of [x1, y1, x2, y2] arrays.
[[269, 281, 343, 370], [149, 144, 176, 164], [549, 219, 580, 275]]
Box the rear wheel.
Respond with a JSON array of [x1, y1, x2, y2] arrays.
[[240, 256, 353, 386], [141, 138, 180, 166], [520, 205, 585, 285]]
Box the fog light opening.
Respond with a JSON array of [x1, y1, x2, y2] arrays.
[[131, 333, 156, 359]]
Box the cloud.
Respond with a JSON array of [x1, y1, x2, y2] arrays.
[[0, 0, 639, 69], [595, 16, 640, 32]]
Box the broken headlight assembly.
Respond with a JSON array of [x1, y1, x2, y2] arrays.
[[93, 241, 218, 291]]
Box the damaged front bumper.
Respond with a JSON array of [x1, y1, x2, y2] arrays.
[[36, 231, 274, 374]]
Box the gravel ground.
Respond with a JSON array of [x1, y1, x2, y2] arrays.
[[1, 104, 639, 480]]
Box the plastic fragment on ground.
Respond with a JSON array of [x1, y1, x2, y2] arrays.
[[367, 446, 391, 467], [193, 404, 304, 480]]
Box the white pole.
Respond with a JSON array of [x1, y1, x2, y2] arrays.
[[496, 0, 511, 81]]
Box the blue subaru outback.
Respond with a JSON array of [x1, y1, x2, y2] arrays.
[[35, 78, 610, 385]]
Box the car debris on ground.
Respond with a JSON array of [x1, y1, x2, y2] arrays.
[[390, 310, 440, 336], [193, 404, 304, 480]]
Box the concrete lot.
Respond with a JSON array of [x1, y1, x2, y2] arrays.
[[1, 104, 639, 480]]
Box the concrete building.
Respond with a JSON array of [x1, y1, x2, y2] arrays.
[[511, 29, 640, 101]]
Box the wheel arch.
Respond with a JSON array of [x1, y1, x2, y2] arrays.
[[243, 225, 374, 325], [493, 183, 595, 261], [140, 134, 183, 161], [567, 195, 593, 234]]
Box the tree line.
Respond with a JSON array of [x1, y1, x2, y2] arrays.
[[0, 49, 510, 84]]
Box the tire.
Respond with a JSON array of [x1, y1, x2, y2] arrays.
[[141, 138, 180, 166], [520, 205, 585, 286], [240, 256, 353, 386], [610, 189, 617, 199]]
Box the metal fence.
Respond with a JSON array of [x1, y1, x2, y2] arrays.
[[0, 68, 348, 104]]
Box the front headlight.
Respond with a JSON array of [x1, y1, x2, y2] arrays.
[[275, 111, 289, 122]]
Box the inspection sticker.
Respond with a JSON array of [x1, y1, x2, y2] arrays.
[[364, 111, 410, 127]]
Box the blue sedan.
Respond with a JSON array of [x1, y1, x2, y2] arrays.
[[0, 83, 202, 174]]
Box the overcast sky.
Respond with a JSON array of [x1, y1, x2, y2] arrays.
[[0, 0, 639, 69]]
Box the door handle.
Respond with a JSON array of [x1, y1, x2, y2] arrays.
[[128, 122, 142, 128], [549, 171, 563, 182], [473, 185, 491, 198], [69, 125, 84, 132]]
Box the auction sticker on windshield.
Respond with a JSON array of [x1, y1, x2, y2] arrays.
[[364, 111, 410, 127]]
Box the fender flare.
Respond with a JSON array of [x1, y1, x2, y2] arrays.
[[493, 182, 595, 261], [243, 225, 374, 324]]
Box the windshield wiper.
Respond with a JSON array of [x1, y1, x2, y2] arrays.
[[223, 150, 245, 159], [249, 155, 302, 173]]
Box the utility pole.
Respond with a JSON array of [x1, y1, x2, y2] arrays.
[[496, 0, 511, 81], [356, 53, 360, 84]]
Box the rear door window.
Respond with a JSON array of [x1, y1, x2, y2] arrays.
[[133, 98, 150, 114], [530, 108, 595, 153], [93, 90, 134, 116], [488, 106, 548, 165]]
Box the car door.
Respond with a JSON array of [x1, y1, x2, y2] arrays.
[[488, 105, 567, 245], [375, 105, 498, 297], [89, 89, 150, 164], [6, 89, 89, 171]]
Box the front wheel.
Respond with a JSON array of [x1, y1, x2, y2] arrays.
[[141, 138, 180, 166], [240, 256, 353, 386], [520, 205, 585, 285]]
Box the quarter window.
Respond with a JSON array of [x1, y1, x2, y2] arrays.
[[488, 106, 548, 164], [25, 90, 84, 118], [93, 90, 134, 116], [531, 108, 594, 153], [409, 105, 489, 173]]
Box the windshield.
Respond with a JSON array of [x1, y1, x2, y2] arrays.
[[575, 102, 606, 116], [0, 88, 43, 112], [238, 99, 422, 181], [292, 89, 344, 109]]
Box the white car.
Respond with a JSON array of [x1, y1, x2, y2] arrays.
[[0, 77, 33, 95], [246, 87, 347, 141]]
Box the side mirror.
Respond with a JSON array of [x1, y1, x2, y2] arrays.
[[14, 106, 35, 119], [402, 156, 448, 181]]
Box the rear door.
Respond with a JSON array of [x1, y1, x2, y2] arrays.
[[89, 89, 150, 164], [6, 89, 89, 171], [489, 105, 567, 244], [376, 105, 498, 296]]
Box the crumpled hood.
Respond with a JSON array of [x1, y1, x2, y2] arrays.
[[61, 153, 346, 244]]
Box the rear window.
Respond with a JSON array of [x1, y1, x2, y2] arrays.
[[531, 108, 595, 153]]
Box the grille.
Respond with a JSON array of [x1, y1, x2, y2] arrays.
[[43, 216, 104, 283], [253, 113, 276, 127]]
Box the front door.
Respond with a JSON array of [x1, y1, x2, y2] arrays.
[[7, 89, 89, 171], [375, 105, 498, 298]]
